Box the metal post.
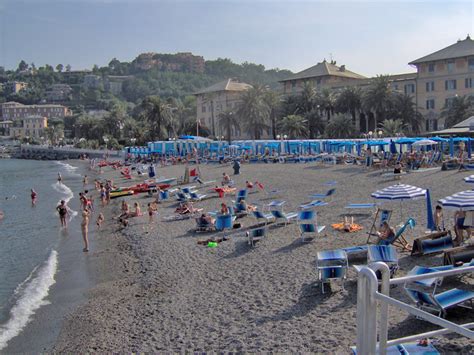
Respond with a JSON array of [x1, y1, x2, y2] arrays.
[[357, 267, 379, 355], [371, 262, 391, 355]]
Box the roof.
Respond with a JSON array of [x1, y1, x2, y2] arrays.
[[279, 60, 367, 82], [409, 35, 474, 64], [429, 116, 474, 135], [387, 73, 417, 81], [194, 79, 252, 95], [452, 115, 474, 128]]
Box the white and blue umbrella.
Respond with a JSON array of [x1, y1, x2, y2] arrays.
[[372, 184, 427, 221], [463, 175, 474, 184], [438, 190, 474, 210]]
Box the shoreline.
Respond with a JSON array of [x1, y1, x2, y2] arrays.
[[53, 161, 473, 352]]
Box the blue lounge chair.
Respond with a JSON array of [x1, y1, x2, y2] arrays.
[[271, 209, 298, 225], [236, 189, 248, 203], [181, 186, 196, 194], [176, 191, 190, 202], [252, 210, 275, 225], [189, 191, 207, 201], [368, 245, 399, 276], [247, 227, 266, 246], [316, 250, 348, 293], [158, 190, 169, 202], [215, 214, 234, 233], [379, 218, 416, 251], [299, 200, 328, 210], [411, 231, 454, 256], [367, 208, 393, 242], [405, 287, 474, 318], [351, 342, 440, 354], [297, 210, 325, 241], [310, 188, 336, 199]]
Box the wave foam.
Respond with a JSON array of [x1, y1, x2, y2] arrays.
[[55, 161, 81, 177], [0, 250, 58, 350], [51, 182, 77, 219]]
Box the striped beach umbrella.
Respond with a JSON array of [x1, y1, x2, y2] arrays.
[[463, 175, 474, 184], [372, 184, 427, 221], [438, 190, 474, 210]]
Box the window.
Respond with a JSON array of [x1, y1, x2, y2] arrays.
[[445, 97, 455, 108], [428, 63, 435, 73], [393, 84, 399, 91], [201, 105, 206, 113], [466, 78, 473, 89], [291, 81, 296, 89], [404, 84, 415, 94], [469, 58, 474, 71], [425, 81, 435, 92], [447, 60, 455, 73], [445, 79, 457, 90], [426, 99, 435, 110]]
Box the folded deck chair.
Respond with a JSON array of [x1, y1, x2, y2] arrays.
[[310, 188, 336, 199], [443, 245, 474, 266], [247, 227, 266, 246], [316, 250, 348, 293], [350, 341, 440, 355], [271, 209, 298, 225], [405, 287, 474, 318], [252, 210, 275, 225], [367, 208, 393, 243], [411, 231, 453, 256]]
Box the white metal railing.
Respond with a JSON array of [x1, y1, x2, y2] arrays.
[[356, 262, 474, 355]]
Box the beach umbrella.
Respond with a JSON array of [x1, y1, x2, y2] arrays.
[[438, 190, 474, 211], [372, 184, 427, 221], [389, 140, 397, 154], [425, 189, 435, 231], [464, 175, 474, 184], [412, 139, 438, 147]]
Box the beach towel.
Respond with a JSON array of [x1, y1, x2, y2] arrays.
[[190, 168, 198, 177], [331, 223, 363, 233]]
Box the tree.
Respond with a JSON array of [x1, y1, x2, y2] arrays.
[[218, 110, 240, 143], [202, 92, 217, 137], [104, 103, 127, 139], [44, 117, 64, 145], [335, 86, 362, 124], [363, 75, 392, 129], [17, 60, 29, 72], [316, 88, 336, 121], [65, 64, 72, 72], [236, 84, 269, 139], [56, 64, 64, 73], [389, 93, 424, 134], [263, 90, 281, 139], [324, 114, 355, 138], [441, 95, 474, 128], [77, 115, 105, 141], [277, 114, 307, 138], [137, 96, 172, 141], [381, 119, 405, 137]]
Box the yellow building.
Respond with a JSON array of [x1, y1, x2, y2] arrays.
[[409, 35, 474, 131], [194, 79, 253, 138], [10, 115, 48, 140]]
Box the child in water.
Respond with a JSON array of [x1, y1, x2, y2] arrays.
[[96, 213, 105, 230]]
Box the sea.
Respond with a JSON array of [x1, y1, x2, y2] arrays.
[[0, 159, 94, 352]]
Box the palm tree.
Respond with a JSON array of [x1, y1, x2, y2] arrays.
[[138, 96, 172, 141], [335, 86, 362, 125], [277, 114, 307, 138], [390, 93, 423, 134], [381, 119, 405, 137], [236, 84, 269, 139], [324, 114, 355, 139], [316, 88, 336, 121], [363, 75, 392, 129], [441, 95, 474, 128], [218, 110, 240, 143], [263, 90, 281, 139], [202, 92, 217, 137]]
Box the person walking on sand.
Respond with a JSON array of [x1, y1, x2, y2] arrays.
[[56, 200, 69, 228], [81, 206, 90, 252], [57, 172, 62, 184], [30, 188, 37, 206]]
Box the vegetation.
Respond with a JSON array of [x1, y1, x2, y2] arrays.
[[441, 95, 474, 128]]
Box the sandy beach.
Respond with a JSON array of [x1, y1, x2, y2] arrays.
[[53, 161, 474, 353]]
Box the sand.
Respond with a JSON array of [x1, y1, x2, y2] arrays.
[[53, 161, 474, 353]]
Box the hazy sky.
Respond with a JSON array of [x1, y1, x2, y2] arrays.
[[1, 0, 473, 76]]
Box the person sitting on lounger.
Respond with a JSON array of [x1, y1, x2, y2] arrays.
[[221, 172, 231, 186], [198, 213, 215, 227], [220, 202, 230, 215], [238, 199, 256, 212], [377, 221, 395, 244]]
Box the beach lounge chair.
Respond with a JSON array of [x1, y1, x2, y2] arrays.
[[195, 217, 215, 233], [252, 210, 275, 225], [404, 287, 474, 318], [215, 214, 235, 234], [189, 191, 207, 201], [297, 210, 325, 241], [316, 250, 348, 293], [443, 245, 474, 265], [299, 200, 328, 210], [271, 209, 298, 225], [158, 190, 170, 202], [368, 245, 399, 276], [411, 231, 454, 256], [367, 208, 393, 243], [350, 341, 440, 355], [181, 186, 196, 194], [310, 188, 336, 199], [236, 189, 248, 203], [247, 227, 266, 246], [175, 191, 190, 202], [378, 218, 416, 251]]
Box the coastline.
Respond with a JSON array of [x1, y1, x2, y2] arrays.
[[50, 161, 473, 352]]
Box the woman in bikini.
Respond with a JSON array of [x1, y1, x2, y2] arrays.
[[56, 200, 69, 228], [81, 206, 90, 252], [30, 188, 37, 206]]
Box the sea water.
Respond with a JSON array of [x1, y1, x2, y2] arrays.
[[0, 159, 87, 350]]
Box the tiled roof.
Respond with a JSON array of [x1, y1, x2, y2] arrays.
[[279, 60, 366, 82], [409, 36, 474, 64], [194, 79, 252, 95]]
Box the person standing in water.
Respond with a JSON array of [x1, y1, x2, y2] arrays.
[[30, 188, 37, 206], [56, 200, 69, 228], [81, 206, 90, 252], [57, 172, 62, 184], [83, 175, 88, 186]]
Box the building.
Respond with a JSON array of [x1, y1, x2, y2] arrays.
[[3, 81, 28, 94], [83, 74, 103, 89], [45, 84, 73, 102], [0, 120, 13, 136], [104, 75, 133, 95], [10, 115, 48, 139], [1, 101, 72, 121], [409, 35, 474, 131], [194, 79, 253, 138]]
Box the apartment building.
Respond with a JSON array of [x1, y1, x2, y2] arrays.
[[409, 35, 474, 131], [3, 81, 28, 94], [1, 101, 72, 121], [10, 115, 48, 139], [45, 84, 73, 102], [194, 79, 253, 138]]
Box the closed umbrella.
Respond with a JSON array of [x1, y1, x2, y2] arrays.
[[438, 190, 474, 210], [372, 184, 427, 221], [425, 189, 435, 231], [389, 140, 397, 154]]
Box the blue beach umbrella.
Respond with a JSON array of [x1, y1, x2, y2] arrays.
[[425, 189, 435, 231], [438, 190, 474, 210], [468, 139, 472, 159], [372, 184, 427, 220], [463, 175, 474, 184], [390, 140, 397, 154]]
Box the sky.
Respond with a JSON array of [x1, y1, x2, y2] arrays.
[[0, 0, 473, 76]]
